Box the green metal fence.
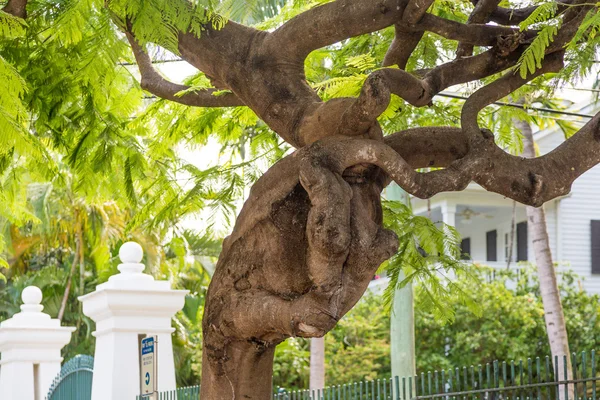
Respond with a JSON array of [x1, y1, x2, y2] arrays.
[[138, 385, 200, 399], [140, 350, 600, 400], [46, 354, 94, 400]]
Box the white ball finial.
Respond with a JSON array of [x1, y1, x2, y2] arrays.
[[119, 241, 144, 263], [22, 286, 43, 305]]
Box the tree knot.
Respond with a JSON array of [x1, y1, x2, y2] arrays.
[[480, 128, 495, 140], [495, 32, 523, 57]]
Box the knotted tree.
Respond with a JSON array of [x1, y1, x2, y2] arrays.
[[5, 0, 600, 397]]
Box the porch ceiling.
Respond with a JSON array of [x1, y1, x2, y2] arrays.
[[411, 183, 523, 215]]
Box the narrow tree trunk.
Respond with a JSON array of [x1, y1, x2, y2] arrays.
[[79, 239, 85, 296], [515, 118, 573, 393], [58, 210, 83, 321], [57, 262, 75, 321], [310, 337, 325, 391]]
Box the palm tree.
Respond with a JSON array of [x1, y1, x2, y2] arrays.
[[514, 116, 572, 397]]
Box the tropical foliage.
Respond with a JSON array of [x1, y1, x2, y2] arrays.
[[272, 267, 600, 391]]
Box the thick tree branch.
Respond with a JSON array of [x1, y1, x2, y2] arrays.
[[338, 0, 590, 141], [383, 0, 433, 68], [383, 127, 468, 168], [456, 0, 501, 58], [269, 0, 409, 61], [336, 47, 523, 138], [2, 0, 27, 18], [383, 15, 529, 68], [362, 111, 600, 206], [383, 28, 423, 69], [270, 0, 525, 62], [125, 32, 244, 107], [417, 14, 526, 46], [402, 0, 434, 24]]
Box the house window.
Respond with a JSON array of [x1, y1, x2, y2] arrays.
[[486, 230, 497, 261], [460, 238, 471, 260], [592, 220, 600, 274], [517, 222, 528, 261]]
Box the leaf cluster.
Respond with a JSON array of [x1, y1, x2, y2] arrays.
[[381, 198, 482, 324]]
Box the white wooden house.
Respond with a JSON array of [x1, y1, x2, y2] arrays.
[[409, 101, 600, 293]]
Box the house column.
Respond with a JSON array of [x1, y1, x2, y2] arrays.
[[441, 201, 457, 227], [79, 242, 188, 400], [0, 286, 75, 400]]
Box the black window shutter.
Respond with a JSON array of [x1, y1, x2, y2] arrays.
[[517, 222, 528, 261], [592, 220, 600, 274], [486, 230, 497, 261], [460, 238, 471, 260]]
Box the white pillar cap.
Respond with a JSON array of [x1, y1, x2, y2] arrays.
[[109, 241, 153, 282], [0, 285, 75, 360]]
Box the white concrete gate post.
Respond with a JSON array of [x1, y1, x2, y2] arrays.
[[0, 286, 75, 400], [79, 242, 187, 400]]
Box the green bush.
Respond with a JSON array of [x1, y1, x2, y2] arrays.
[[272, 266, 600, 390]]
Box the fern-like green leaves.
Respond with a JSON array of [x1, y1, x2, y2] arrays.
[[518, 2, 558, 31], [382, 199, 482, 324], [516, 1, 561, 79], [518, 22, 561, 79]]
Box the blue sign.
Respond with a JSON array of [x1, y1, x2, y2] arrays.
[[141, 337, 154, 355], [140, 336, 156, 394]]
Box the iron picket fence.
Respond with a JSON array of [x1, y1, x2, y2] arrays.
[[137, 385, 200, 399], [139, 350, 600, 400]]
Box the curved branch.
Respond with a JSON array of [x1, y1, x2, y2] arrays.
[[337, 47, 523, 137], [461, 51, 565, 141], [383, 127, 467, 168], [3, 0, 27, 18], [270, 0, 525, 62], [384, 15, 530, 68], [339, 112, 600, 206], [269, 0, 407, 61], [417, 14, 526, 46], [383, 0, 433, 68], [125, 32, 244, 107], [383, 28, 424, 69], [456, 0, 501, 58], [403, 0, 435, 24], [380, 115, 600, 208]]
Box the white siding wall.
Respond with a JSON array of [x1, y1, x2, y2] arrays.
[[556, 166, 600, 293], [455, 207, 532, 264]]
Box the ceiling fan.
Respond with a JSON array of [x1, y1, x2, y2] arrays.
[[457, 207, 494, 224]]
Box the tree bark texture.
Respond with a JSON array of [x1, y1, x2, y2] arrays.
[[516, 118, 573, 393], [92, 0, 600, 396]]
